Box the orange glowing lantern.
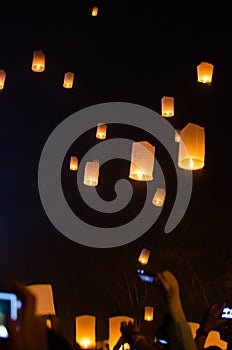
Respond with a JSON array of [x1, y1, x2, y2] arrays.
[[96, 123, 107, 139], [26, 284, 56, 316], [129, 141, 155, 181], [83, 160, 100, 186], [175, 129, 180, 142], [63, 72, 74, 89], [152, 188, 166, 207], [109, 316, 134, 350], [92, 6, 98, 16], [161, 96, 174, 117], [70, 156, 78, 171], [197, 61, 214, 84], [144, 306, 154, 321], [76, 315, 96, 349], [138, 248, 150, 265], [0, 69, 6, 90], [31, 50, 45, 72], [178, 123, 205, 170]]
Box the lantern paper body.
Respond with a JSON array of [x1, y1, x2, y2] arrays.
[[76, 315, 96, 348], [204, 331, 227, 349], [109, 316, 134, 350], [138, 248, 150, 265], [175, 129, 180, 142], [63, 72, 74, 89], [152, 188, 166, 207], [129, 141, 155, 181], [26, 284, 55, 316], [161, 96, 174, 117], [92, 6, 98, 16], [178, 123, 205, 170], [31, 50, 45, 72], [83, 160, 100, 186], [70, 156, 78, 171], [0, 70, 6, 90], [197, 62, 214, 83], [144, 306, 154, 321], [96, 123, 107, 139]]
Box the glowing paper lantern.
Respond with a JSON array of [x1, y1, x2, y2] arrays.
[[205, 331, 227, 349], [92, 6, 98, 16], [197, 61, 214, 83], [84, 160, 100, 186], [129, 141, 155, 181], [138, 248, 150, 265], [31, 50, 45, 72], [26, 284, 55, 316], [175, 129, 180, 142], [96, 123, 107, 139], [63, 72, 74, 89], [109, 316, 134, 350], [161, 96, 174, 117], [70, 156, 78, 171], [76, 315, 96, 348], [0, 70, 6, 90], [152, 188, 166, 207], [144, 306, 154, 321], [178, 123, 205, 170]]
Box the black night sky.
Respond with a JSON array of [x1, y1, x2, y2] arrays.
[[1, 1, 232, 344]]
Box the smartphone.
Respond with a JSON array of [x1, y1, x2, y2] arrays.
[[220, 305, 232, 320], [136, 268, 160, 284], [0, 292, 21, 339]]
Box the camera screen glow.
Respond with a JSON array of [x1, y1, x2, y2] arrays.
[[221, 307, 232, 319]]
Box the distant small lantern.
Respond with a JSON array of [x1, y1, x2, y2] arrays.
[[175, 129, 180, 142], [96, 123, 107, 139], [31, 50, 45, 72], [84, 160, 100, 186], [92, 6, 98, 16], [138, 248, 150, 265], [197, 61, 214, 84], [161, 96, 174, 117], [129, 141, 155, 181], [70, 156, 78, 171], [144, 306, 154, 322], [46, 318, 52, 329], [152, 188, 166, 207], [0, 69, 6, 90], [63, 72, 74, 89], [178, 123, 205, 170]]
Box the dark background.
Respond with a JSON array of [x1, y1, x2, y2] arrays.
[[1, 1, 232, 343]]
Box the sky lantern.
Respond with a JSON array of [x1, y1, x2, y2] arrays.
[[31, 50, 45, 72], [178, 122, 205, 170], [144, 306, 154, 321], [83, 160, 100, 186], [70, 156, 78, 171], [75, 315, 96, 349], [138, 248, 150, 265], [26, 284, 56, 316], [161, 96, 174, 117], [92, 6, 98, 16], [63, 72, 74, 89], [197, 61, 214, 83], [152, 188, 166, 207], [96, 123, 107, 139], [0, 69, 6, 90], [109, 316, 134, 350], [129, 141, 155, 181]]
